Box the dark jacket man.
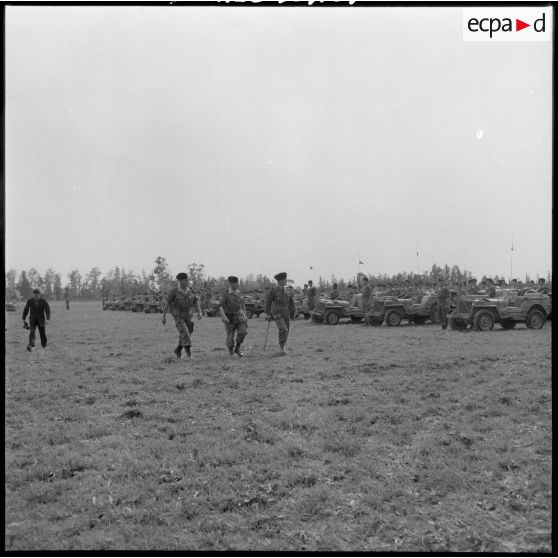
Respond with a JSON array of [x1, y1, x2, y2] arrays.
[[22, 289, 51, 350]]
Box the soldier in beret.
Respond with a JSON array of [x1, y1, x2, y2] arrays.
[[360, 276, 373, 313], [219, 276, 248, 357], [162, 272, 202, 359], [266, 272, 296, 354]]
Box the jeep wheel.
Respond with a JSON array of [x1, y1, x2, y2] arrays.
[[149, 307, 158, 314], [303, 313, 310, 320], [385, 309, 402, 327], [500, 320, 516, 330], [473, 310, 494, 331], [526, 308, 545, 329], [325, 312, 339, 325], [246, 308, 254, 320], [412, 316, 427, 326], [430, 303, 440, 324]]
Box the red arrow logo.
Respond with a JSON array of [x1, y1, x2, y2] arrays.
[[516, 19, 530, 31]]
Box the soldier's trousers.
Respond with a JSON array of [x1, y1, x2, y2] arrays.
[[225, 321, 247, 349], [272, 307, 290, 347], [29, 321, 47, 348], [174, 316, 194, 347], [439, 303, 449, 328]]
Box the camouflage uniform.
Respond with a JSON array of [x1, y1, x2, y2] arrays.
[[361, 283, 373, 312], [307, 284, 317, 311], [219, 289, 248, 354], [167, 286, 198, 348], [266, 282, 296, 349]]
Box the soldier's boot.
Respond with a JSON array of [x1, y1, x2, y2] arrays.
[[174, 345, 183, 359], [184, 346, 192, 359], [234, 343, 244, 358], [228, 346, 234, 357], [26, 345, 32, 352], [279, 344, 286, 355]]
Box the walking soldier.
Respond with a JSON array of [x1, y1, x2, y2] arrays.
[[266, 272, 296, 354], [162, 272, 202, 359], [219, 276, 248, 357]]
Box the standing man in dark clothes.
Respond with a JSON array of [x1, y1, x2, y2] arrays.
[[307, 280, 317, 312], [64, 287, 70, 310], [162, 272, 202, 359], [22, 288, 51, 352], [437, 279, 450, 331], [266, 272, 296, 354], [219, 276, 248, 357]]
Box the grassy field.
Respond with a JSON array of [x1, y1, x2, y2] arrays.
[[4, 301, 552, 551]]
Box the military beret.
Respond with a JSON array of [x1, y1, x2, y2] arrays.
[[227, 276, 239, 283], [274, 272, 287, 281], [176, 272, 188, 280], [33, 288, 41, 294]]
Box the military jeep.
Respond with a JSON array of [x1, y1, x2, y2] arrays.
[[5, 302, 16, 312], [448, 291, 550, 331], [310, 298, 364, 325], [143, 299, 163, 314]]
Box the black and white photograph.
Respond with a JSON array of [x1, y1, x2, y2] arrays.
[[4, 2, 552, 552]]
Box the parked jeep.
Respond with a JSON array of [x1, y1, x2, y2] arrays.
[[448, 291, 550, 331], [363, 291, 439, 326], [310, 298, 364, 325], [130, 298, 145, 313], [143, 299, 163, 314]]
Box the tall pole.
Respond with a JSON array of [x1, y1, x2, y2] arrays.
[[358, 254, 361, 286], [510, 235, 515, 283], [416, 244, 420, 276]]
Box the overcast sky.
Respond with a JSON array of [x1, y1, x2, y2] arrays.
[[5, 6, 552, 285]]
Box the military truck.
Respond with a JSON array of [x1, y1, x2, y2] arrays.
[[448, 291, 550, 331], [310, 297, 364, 325]]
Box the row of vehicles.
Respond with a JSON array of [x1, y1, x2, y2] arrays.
[[103, 298, 163, 313], [308, 289, 551, 331]]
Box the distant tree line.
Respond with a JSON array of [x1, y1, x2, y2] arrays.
[[5, 259, 552, 301]]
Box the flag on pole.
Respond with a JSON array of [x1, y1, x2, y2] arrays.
[[310, 266, 314, 270], [359, 260, 364, 265]]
